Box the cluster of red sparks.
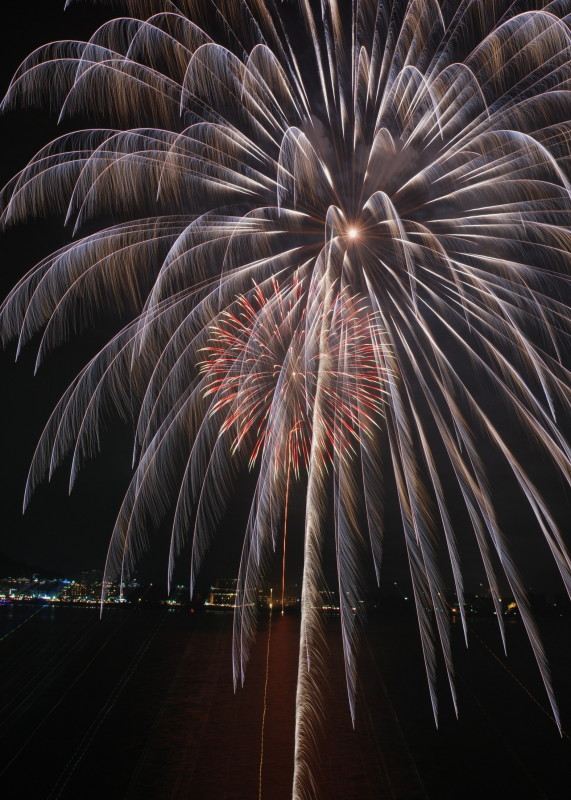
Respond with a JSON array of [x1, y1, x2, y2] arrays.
[[199, 279, 390, 475]]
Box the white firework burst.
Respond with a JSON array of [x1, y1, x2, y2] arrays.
[[2, 2, 571, 797]]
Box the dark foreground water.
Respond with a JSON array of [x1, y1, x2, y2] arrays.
[[1, 604, 570, 799]]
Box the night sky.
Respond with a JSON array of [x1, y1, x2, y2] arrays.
[[1, 3, 140, 579], [0, 1, 570, 594]]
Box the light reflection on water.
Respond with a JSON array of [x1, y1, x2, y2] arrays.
[[0, 605, 570, 799]]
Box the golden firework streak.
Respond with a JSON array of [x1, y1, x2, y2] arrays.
[[258, 589, 273, 800]]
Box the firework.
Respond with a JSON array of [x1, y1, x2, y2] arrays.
[[2, 2, 571, 797]]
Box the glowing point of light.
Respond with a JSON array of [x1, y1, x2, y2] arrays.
[[347, 228, 359, 239]]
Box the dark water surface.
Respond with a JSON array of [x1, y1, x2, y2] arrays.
[[1, 605, 570, 799]]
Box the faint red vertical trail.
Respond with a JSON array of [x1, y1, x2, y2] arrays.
[[258, 612, 299, 800], [124, 614, 298, 800]]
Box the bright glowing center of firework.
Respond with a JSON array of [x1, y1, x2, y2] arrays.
[[348, 227, 359, 239]]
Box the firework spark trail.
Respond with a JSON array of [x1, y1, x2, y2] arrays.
[[2, 1, 571, 797], [258, 589, 273, 800]]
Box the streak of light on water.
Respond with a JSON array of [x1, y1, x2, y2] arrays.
[[0, 606, 570, 799]]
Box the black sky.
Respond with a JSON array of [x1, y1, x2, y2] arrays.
[[1, 2, 134, 578], [0, 1, 569, 593]]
